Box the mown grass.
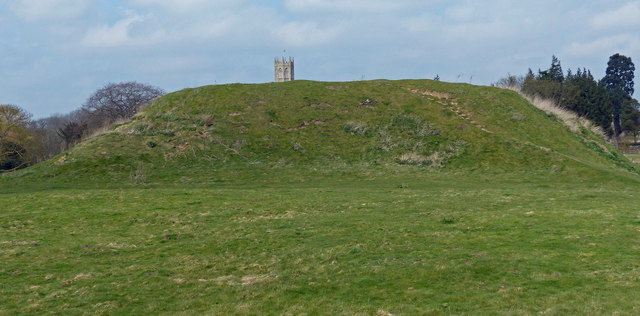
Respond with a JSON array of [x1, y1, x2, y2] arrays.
[[2, 173, 640, 314]]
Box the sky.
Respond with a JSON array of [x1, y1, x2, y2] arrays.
[[1, 0, 639, 119]]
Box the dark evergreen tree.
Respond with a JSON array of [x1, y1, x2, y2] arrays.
[[560, 68, 581, 111], [538, 55, 564, 83], [522, 56, 565, 103], [601, 53, 635, 136], [564, 68, 613, 133], [621, 98, 640, 143], [518, 55, 632, 135]]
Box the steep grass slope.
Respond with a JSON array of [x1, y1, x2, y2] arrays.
[[2, 79, 634, 187]]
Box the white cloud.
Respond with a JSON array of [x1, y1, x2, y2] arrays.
[[272, 21, 341, 47], [187, 18, 235, 40], [8, 0, 90, 22], [283, 0, 423, 13], [402, 14, 437, 33], [126, 0, 242, 13], [562, 34, 640, 57], [114, 0, 274, 46], [444, 20, 514, 42], [590, 2, 640, 30], [82, 15, 165, 48], [404, 2, 519, 42], [445, 2, 475, 21], [136, 56, 211, 74]]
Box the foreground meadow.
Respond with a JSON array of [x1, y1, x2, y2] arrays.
[[2, 172, 640, 314]]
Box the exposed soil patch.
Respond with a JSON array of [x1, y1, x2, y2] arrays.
[[287, 120, 326, 131], [55, 155, 67, 165], [302, 102, 333, 108], [1, 240, 38, 246], [409, 89, 451, 99], [192, 131, 210, 139]]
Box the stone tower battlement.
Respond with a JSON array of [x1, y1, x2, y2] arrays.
[[275, 57, 294, 82]]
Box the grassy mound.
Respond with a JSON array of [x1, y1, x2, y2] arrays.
[[2, 79, 634, 188]]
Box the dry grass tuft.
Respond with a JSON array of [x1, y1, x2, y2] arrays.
[[398, 151, 446, 167], [501, 86, 606, 139], [83, 117, 132, 141]]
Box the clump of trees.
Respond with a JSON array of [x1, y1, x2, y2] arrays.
[[506, 54, 636, 138], [0, 105, 33, 171], [0, 81, 164, 172]]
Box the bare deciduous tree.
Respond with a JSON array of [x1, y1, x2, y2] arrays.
[[82, 82, 165, 125], [57, 121, 88, 149], [27, 109, 92, 159]]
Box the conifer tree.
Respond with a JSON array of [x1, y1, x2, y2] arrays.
[[538, 55, 564, 82], [602, 53, 635, 136]]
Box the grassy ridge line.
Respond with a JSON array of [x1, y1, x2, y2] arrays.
[[1, 79, 636, 188]]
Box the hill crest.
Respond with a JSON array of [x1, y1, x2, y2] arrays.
[[2, 79, 635, 187]]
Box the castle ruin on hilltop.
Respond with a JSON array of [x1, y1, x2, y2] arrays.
[[275, 57, 294, 82]]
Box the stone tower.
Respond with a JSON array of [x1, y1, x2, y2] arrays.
[[275, 57, 294, 82]]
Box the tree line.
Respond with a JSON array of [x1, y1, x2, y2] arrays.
[[497, 53, 637, 140], [1, 82, 164, 172]]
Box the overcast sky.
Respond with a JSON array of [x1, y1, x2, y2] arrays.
[[1, 0, 639, 118]]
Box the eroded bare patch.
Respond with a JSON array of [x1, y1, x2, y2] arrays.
[[409, 89, 451, 99], [287, 120, 326, 131]]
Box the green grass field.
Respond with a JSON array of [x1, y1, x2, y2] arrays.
[[2, 80, 640, 314], [3, 173, 640, 314]]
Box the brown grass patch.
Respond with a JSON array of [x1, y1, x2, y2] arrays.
[[287, 120, 326, 131], [502, 86, 607, 138], [302, 102, 333, 108], [409, 89, 451, 99], [236, 210, 297, 223], [241, 275, 273, 286], [55, 155, 67, 165]]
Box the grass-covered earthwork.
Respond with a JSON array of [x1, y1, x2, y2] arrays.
[[2, 80, 640, 314]]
